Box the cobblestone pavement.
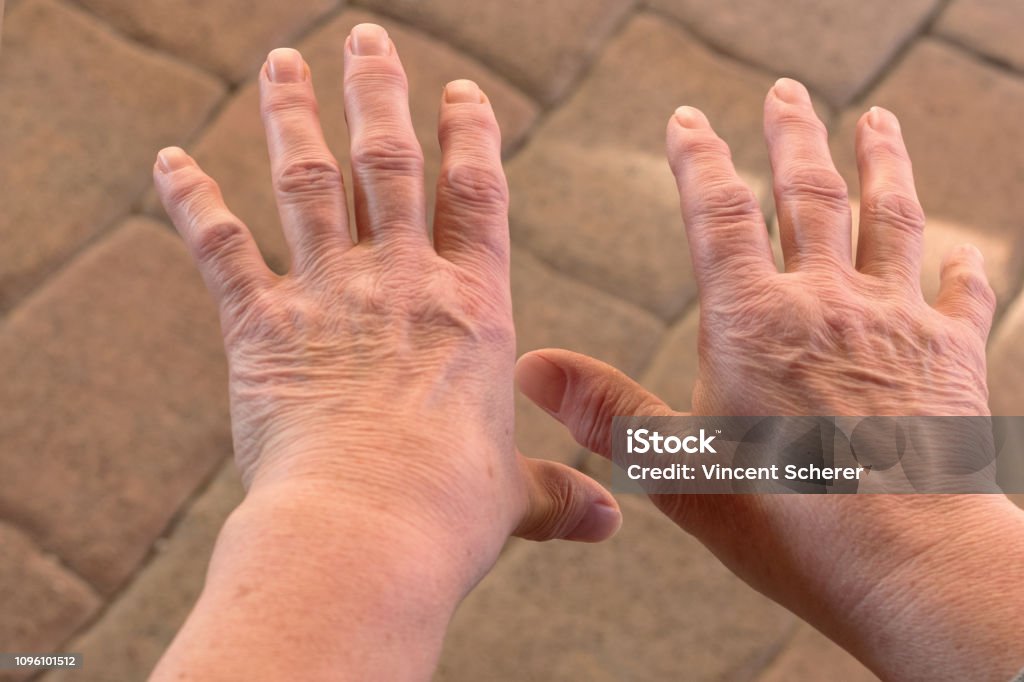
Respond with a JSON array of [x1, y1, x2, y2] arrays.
[[1, 1, 1021, 680]]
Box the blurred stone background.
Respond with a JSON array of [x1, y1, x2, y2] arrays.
[[0, 0, 1022, 680]]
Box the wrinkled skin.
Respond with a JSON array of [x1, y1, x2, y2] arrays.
[[154, 28, 620, 597], [517, 81, 1020, 679]]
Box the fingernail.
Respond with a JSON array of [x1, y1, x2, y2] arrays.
[[516, 354, 567, 414], [867, 106, 900, 135], [566, 499, 622, 542], [267, 48, 306, 83], [773, 77, 809, 105], [351, 23, 390, 56], [157, 147, 193, 173], [674, 105, 708, 128], [445, 79, 483, 104]]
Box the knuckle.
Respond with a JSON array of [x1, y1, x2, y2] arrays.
[[951, 269, 996, 310], [776, 112, 829, 139], [675, 134, 731, 163], [191, 219, 248, 266], [165, 172, 218, 210], [692, 180, 762, 225], [777, 166, 848, 207], [861, 190, 925, 235], [273, 156, 343, 197], [439, 110, 500, 145], [261, 89, 317, 118], [345, 67, 408, 96], [439, 158, 509, 211], [350, 131, 424, 177], [863, 137, 909, 165]]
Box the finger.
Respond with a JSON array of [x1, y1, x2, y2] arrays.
[[854, 106, 925, 291], [433, 79, 510, 276], [259, 48, 351, 270], [934, 244, 996, 339], [514, 457, 622, 543], [515, 350, 673, 459], [343, 23, 427, 245], [154, 147, 275, 305], [666, 106, 775, 302], [765, 78, 851, 270]]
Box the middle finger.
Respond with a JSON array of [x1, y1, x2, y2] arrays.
[[765, 78, 852, 271], [343, 23, 428, 246]]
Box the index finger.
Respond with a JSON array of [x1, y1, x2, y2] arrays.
[[666, 106, 775, 302]]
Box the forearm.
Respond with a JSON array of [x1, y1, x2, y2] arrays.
[[785, 495, 1024, 681], [149, 483, 466, 681]]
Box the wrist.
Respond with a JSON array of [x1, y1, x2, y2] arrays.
[[788, 495, 1024, 680], [155, 482, 471, 680]]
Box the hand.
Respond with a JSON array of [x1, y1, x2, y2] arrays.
[[151, 24, 620, 680], [516, 78, 1024, 680]]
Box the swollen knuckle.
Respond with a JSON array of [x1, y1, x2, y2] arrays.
[[953, 270, 996, 310], [862, 190, 925, 235], [350, 132, 424, 176], [192, 220, 247, 264], [694, 180, 761, 224], [439, 111, 499, 144], [273, 157, 343, 196], [776, 112, 829, 139], [777, 166, 848, 206], [677, 134, 731, 160], [440, 159, 509, 210], [166, 173, 217, 209], [863, 137, 909, 164]]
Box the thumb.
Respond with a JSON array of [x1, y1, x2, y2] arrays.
[[515, 349, 674, 459], [514, 456, 622, 543]]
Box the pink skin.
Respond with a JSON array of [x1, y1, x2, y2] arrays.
[[151, 26, 618, 680], [516, 80, 1024, 680]]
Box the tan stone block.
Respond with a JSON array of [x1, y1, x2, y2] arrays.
[[360, 0, 635, 103], [41, 463, 245, 682], [0, 524, 99, 682], [0, 0, 223, 309], [0, 217, 231, 593], [937, 0, 1024, 72], [76, 0, 340, 82], [648, 0, 939, 105], [508, 14, 777, 320]]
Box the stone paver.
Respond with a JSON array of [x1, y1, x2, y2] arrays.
[[0, 0, 223, 311], [41, 462, 245, 682], [359, 0, 635, 104], [74, 0, 339, 82], [0, 524, 99, 682], [512, 247, 664, 465], [145, 8, 538, 271], [648, 0, 940, 105], [4, 0, 1024, 677], [936, 0, 1024, 72], [0, 217, 231, 594], [756, 623, 879, 682], [508, 13, 776, 321], [830, 40, 1024, 305], [436, 495, 796, 681]]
